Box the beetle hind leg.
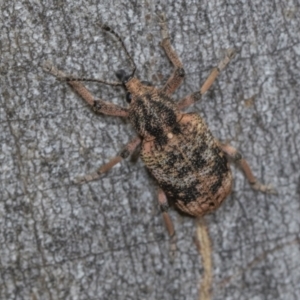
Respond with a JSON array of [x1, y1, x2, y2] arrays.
[[220, 143, 277, 194], [158, 189, 177, 260], [195, 218, 213, 300]]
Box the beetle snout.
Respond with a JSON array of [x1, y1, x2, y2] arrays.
[[115, 69, 131, 83]]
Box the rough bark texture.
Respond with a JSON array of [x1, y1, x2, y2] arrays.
[[1, 0, 300, 299]]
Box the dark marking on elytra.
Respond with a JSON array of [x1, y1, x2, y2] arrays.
[[208, 147, 230, 194], [177, 165, 193, 178], [210, 177, 224, 194], [160, 180, 201, 205], [209, 148, 229, 177], [165, 152, 184, 167], [191, 146, 208, 168]]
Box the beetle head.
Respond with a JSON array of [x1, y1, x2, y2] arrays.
[[115, 69, 132, 84]]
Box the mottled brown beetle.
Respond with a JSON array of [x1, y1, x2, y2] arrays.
[[43, 14, 276, 251]]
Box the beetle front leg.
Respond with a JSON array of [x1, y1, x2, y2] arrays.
[[43, 61, 128, 117], [158, 189, 177, 259], [177, 49, 236, 110], [74, 137, 141, 184], [199, 48, 235, 95], [158, 13, 185, 96], [220, 143, 277, 194]]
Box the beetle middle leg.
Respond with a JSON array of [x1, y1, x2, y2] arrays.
[[177, 48, 236, 110], [74, 137, 141, 184], [158, 189, 177, 258], [158, 13, 185, 96], [220, 143, 277, 194]]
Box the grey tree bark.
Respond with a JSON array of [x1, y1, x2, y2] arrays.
[[1, 0, 300, 299]]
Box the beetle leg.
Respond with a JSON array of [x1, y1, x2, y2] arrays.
[[177, 91, 202, 111], [200, 48, 236, 95], [195, 217, 213, 300], [177, 49, 236, 110], [220, 143, 277, 194], [157, 13, 185, 96], [43, 61, 128, 117], [158, 189, 177, 259], [74, 137, 141, 184]]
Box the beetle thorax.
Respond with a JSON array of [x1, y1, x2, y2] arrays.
[[126, 79, 181, 147]]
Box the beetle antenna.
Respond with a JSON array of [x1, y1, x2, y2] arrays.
[[42, 61, 123, 86], [59, 24, 137, 85], [101, 24, 136, 77], [64, 76, 123, 86]]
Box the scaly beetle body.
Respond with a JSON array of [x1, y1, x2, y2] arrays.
[[44, 13, 276, 251], [126, 78, 232, 216]]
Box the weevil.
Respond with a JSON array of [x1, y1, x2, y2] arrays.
[[43, 13, 276, 251]]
